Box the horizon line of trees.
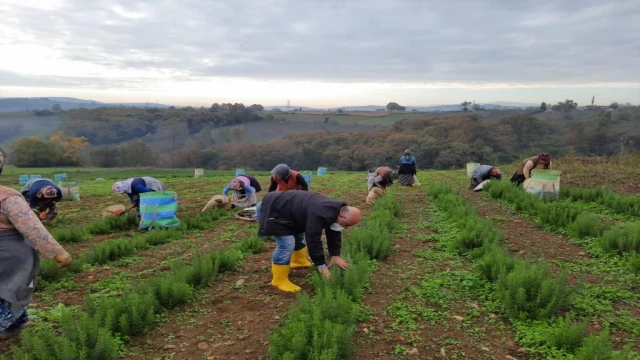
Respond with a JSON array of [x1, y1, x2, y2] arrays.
[[3, 108, 638, 170]]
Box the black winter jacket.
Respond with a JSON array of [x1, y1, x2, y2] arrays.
[[258, 191, 346, 266]]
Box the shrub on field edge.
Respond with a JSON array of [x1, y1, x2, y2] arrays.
[[598, 222, 640, 254]]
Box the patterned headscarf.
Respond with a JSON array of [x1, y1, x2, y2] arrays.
[[404, 149, 411, 155], [41, 186, 58, 198], [271, 164, 291, 179], [112, 179, 133, 194], [538, 153, 551, 163], [229, 179, 242, 190]]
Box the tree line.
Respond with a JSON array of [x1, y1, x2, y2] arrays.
[[56, 103, 265, 145], [3, 105, 638, 170]]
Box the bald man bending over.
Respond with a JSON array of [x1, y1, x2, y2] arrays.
[[256, 190, 361, 292]]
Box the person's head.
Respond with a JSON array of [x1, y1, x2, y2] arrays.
[[489, 167, 501, 177], [229, 179, 242, 190], [271, 163, 292, 181], [112, 181, 128, 194], [404, 149, 411, 156], [538, 153, 551, 166], [388, 170, 399, 180], [39, 186, 58, 198], [335, 206, 362, 229]]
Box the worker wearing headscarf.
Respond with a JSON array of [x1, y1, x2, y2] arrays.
[[366, 166, 399, 204], [470, 165, 502, 190], [20, 179, 62, 221], [398, 149, 417, 186], [222, 174, 262, 208], [268, 164, 309, 192], [1, 185, 72, 339], [112, 177, 166, 217]]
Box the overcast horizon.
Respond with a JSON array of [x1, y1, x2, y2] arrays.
[[1, 0, 639, 107]]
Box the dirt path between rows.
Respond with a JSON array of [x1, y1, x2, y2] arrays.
[[353, 185, 526, 360]]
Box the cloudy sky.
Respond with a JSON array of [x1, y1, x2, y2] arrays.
[[1, 0, 639, 107]]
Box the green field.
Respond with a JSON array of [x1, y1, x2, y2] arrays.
[[1, 164, 639, 360]]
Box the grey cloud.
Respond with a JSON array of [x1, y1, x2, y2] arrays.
[[2, 0, 640, 88]]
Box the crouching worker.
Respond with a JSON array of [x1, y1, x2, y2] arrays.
[[366, 166, 398, 205], [470, 165, 502, 191], [222, 174, 262, 208], [1, 185, 72, 339], [256, 190, 361, 292], [112, 177, 166, 218], [511, 153, 552, 186], [20, 179, 62, 221]]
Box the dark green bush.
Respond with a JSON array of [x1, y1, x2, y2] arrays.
[[546, 316, 587, 353], [11, 308, 121, 360], [87, 292, 158, 336], [455, 218, 501, 254], [234, 234, 266, 255], [630, 255, 640, 275], [568, 213, 608, 239], [598, 222, 640, 254], [85, 213, 139, 235], [561, 187, 640, 218], [496, 261, 572, 320], [475, 245, 516, 282], [51, 228, 89, 244]]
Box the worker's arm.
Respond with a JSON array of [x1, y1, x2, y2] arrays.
[[296, 173, 309, 191], [268, 178, 278, 192], [305, 218, 328, 267], [222, 185, 231, 197], [131, 183, 152, 194], [325, 228, 342, 258], [0, 195, 69, 260], [244, 185, 256, 197], [523, 160, 534, 179]]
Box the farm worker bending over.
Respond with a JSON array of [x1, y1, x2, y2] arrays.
[[510, 153, 552, 186], [112, 177, 166, 217], [398, 149, 417, 186], [470, 165, 502, 190], [268, 164, 309, 192], [1, 185, 72, 339], [20, 179, 62, 221], [256, 190, 361, 292], [222, 174, 262, 208], [366, 166, 399, 205]]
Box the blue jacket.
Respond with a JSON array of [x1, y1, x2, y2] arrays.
[[222, 184, 256, 198], [399, 155, 416, 165], [23, 180, 62, 208], [128, 177, 154, 202]]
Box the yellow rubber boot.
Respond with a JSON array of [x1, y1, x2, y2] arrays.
[[290, 247, 312, 269], [271, 264, 301, 292]]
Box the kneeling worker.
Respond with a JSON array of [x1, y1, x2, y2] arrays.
[[470, 165, 502, 190], [256, 190, 361, 292]]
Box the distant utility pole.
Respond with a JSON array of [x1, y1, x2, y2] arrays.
[[287, 100, 291, 111], [591, 96, 595, 107]]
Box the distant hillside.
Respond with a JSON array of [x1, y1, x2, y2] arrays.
[[264, 103, 537, 112], [0, 97, 173, 112]]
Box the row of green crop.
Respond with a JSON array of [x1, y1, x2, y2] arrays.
[[38, 208, 232, 288], [426, 182, 636, 359], [50, 213, 140, 244], [560, 186, 640, 218], [484, 181, 640, 271], [5, 235, 266, 360], [267, 195, 401, 360]]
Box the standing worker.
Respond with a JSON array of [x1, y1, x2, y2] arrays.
[[112, 177, 166, 218], [366, 166, 399, 205], [20, 178, 62, 221], [470, 165, 502, 190], [256, 190, 361, 292], [1, 185, 72, 339], [510, 153, 552, 186], [398, 149, 417, 186], [268, 164, 309, 192], [222, 174, 262, 208]]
